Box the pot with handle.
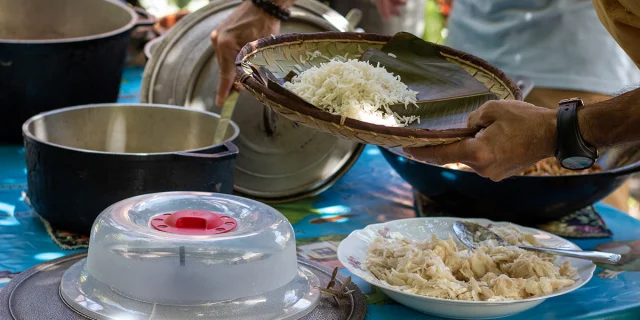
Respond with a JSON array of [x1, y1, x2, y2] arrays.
[[23, 103, 239, 234], [141, 0, 367, 203], [0, 0, 156, 144]]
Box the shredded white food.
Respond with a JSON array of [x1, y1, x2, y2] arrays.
[[367, 226, 577, 301], [388, 53, 397, 58], [283, 58, 419, 126]]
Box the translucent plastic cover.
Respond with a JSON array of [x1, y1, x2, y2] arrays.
[[59, 192, 320, 319]]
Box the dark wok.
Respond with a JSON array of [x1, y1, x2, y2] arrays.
[[380, 145, 640, 225]]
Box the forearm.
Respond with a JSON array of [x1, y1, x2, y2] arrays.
[[578, 88, 640, 149]]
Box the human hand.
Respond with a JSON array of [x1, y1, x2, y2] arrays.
[[372, 0, 408, 21], [210, 1, 281, 107], [404, 100, 558, 182]]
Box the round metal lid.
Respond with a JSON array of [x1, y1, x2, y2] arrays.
[[141, 0, 364, 203]]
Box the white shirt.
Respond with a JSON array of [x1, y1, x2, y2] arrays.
[[446, 0, 640, 95]]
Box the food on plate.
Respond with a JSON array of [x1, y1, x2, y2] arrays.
[[283, 58, 419, 127], [366, 225, 577, 301], [443, 158, 602, 176]]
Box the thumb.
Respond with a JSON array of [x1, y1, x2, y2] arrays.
[[213, 43, 238, 107], [467, 102, 500, 128], [403, 138, 479, 166], [210, 29, 218, 43]]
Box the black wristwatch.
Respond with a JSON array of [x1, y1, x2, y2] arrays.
[[555, 97, 598, 170]]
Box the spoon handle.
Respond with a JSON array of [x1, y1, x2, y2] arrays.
[[518, 246, 621, 265]]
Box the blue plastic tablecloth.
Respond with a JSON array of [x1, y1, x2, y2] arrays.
[[1, 67, 639, 320]]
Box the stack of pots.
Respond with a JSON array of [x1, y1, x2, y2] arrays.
[[5, 0, 365, 234]]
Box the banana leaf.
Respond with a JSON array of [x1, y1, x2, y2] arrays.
[[360, 32, 498, 130]]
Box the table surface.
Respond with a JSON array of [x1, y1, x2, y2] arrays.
[[1, 67, 639, 320]]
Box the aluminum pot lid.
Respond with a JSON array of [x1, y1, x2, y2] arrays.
[[141, 0, 364, 203], [58, 192, 321, 320]]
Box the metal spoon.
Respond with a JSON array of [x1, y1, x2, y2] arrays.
[[453, 221, 622, 265]]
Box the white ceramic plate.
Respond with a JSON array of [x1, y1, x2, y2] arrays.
[[337, 217, 596, 319]]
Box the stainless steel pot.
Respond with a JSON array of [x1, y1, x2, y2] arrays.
[[23, 103, 239, 234], [142, 0, 365, 203], [0, 0, 155, 144]]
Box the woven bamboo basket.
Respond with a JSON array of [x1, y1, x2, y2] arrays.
[[236, 32, 522, 148]]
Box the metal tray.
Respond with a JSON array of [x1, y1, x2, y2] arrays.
[[0, 253, 366, 320]]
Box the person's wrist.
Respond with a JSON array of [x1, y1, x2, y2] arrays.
[[271, 0, 295, 8], [542, 108, 558, 158], [577, 105, 597, 149], [247, 0, 292, 21], [241, 0, 281, 23]]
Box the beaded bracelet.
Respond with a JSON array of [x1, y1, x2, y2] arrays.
[[249, 0, 291, 21]]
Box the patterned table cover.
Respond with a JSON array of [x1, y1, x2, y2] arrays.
[[1, 67, 639, 320]]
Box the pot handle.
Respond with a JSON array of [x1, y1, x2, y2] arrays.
[[345, 9, 363, 32], [174, 141, 239, 161], [514, 76, 534, 99], [133, 7, 157, 27]]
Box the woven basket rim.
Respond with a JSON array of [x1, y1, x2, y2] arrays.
[[236, 32, 522, 140]]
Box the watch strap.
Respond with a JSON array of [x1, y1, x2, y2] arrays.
[[249, 0, 290, 21], [555, 98, 598, 169]]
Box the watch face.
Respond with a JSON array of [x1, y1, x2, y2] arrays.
[[561, 156, 594, 170]]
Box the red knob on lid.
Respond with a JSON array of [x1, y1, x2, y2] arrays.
[[151, 210, 237, 235]]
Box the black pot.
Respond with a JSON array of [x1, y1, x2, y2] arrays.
[[380, 146, 640, 225], [23, 103, 239, 234], [0, 0, 155, 144]]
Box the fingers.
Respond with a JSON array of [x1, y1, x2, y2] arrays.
[[375, 0, 391, 21], [467, 101, 500, 128], [390, 0, 406, 15], [404, 139, 512, 182], [403, 138, 480, 166], [374, 0, 407, 21], [211, 30, 239, 107], [210, 29, 218, 44], [486, 161, 536, 182]]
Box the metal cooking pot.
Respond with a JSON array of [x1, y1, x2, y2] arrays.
[[23, 103, 239, 234], [0, 0, 155, 144], [141, 0, 365, 203], [381, 146, 640, 225]]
